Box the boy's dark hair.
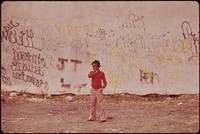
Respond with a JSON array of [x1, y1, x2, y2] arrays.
[[92, 60, 100, 67]]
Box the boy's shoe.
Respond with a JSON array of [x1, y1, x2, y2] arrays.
[[99, 120, 107, 122], [87, 118, 96, 121]]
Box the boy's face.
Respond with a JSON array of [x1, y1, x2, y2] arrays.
[[92, 63, 99, 71]]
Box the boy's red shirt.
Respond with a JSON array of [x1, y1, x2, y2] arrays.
[[88, 70, 107, 89]]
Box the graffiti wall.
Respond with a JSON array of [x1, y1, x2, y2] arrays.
[[1, 1, 199, 95]]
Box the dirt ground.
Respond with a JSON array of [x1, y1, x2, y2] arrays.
[[1, 90, 199, 133]]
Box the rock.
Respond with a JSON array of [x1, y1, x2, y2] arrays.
[[65, 96, 73, 102], [121, 93, 125, 96], [10, 92, 17, 97], [23, 94, 27, 97], [177, 102, 183, 106]]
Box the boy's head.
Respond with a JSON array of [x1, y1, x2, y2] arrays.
[[92, 60, 100, 70]]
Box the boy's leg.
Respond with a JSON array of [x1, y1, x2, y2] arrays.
[[97, 88, 107, 121], [88, 88, 97, 121]]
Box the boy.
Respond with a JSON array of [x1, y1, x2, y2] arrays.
[[87, 60, 107, 122]]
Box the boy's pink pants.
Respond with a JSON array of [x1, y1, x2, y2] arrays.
[[88, 88, 107, 121]]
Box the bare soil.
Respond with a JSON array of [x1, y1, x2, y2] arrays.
[[1, 91, 199, 133]]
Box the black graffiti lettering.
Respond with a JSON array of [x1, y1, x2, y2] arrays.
[[9, 30, 18, 44], [33, 78, 40, 87], [190, 32, 199, 54], [11, 60, 17, 71], [11, 60, 44, 76], [12, 48, 18, 61], [24, 29, 38, 50], [181, 21, 199, 54], [1, 75, 12, 86], [27, 75, 34, 82], [3, 20, 20, 33], [12, 70, 49, 90], [1, 66, 12, 86], [12, 70, 24, 80], [35, 67, 44, 76], [1, 21, 42, 51], [12, 49, 46, 78], [119, 13, 144, 29], [27, 29, 34, 38], [62, 84, 71, 88], [15, 30, 25, 45], [36, 54, 46, 67], [9, 20, 20, 29], [23, 73, 29, 82], [71, 59, 82, 72], [1, 67, 6, 75], [24, 52, 30, 61], [57, 58, 68, 71], [60, 78, 71, 88], [12, 48, 46, 67], [1, 28, 8, 41], [182, 21, 192, 40]]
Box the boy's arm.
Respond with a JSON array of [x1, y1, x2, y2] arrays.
[[88, 71, 96, 78], [102, 73, 107, 88]]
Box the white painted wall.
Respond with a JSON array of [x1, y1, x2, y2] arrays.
[[1, 1, 199, 95]]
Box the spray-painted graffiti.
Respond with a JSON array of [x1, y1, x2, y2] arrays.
[[181, 21, 199, 54], [60, 78, 71, 88], [57, 58, 86, 90], [57, 58, 68, 71], [181, 21, 199, 65], [60, 77, 87, 92], [40, 36, 66, 52], [39, 26, 66, 52], [1, 66, 12, 86], [55, 22, 100, 37], [163, 70, 181, 86], [79, 17, 198, 89], [10, 48, 49, 90], [1, 20, 42, 51], [140, 69, 160, 84], [11, 48, 45, 76], [12, 70, 49, 89], [71, 59, 82, 72], [1, 8, 198, 95], [70, 40, 83, 59], [118, 13, 145, 29], [56, 58, 82, 72]]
